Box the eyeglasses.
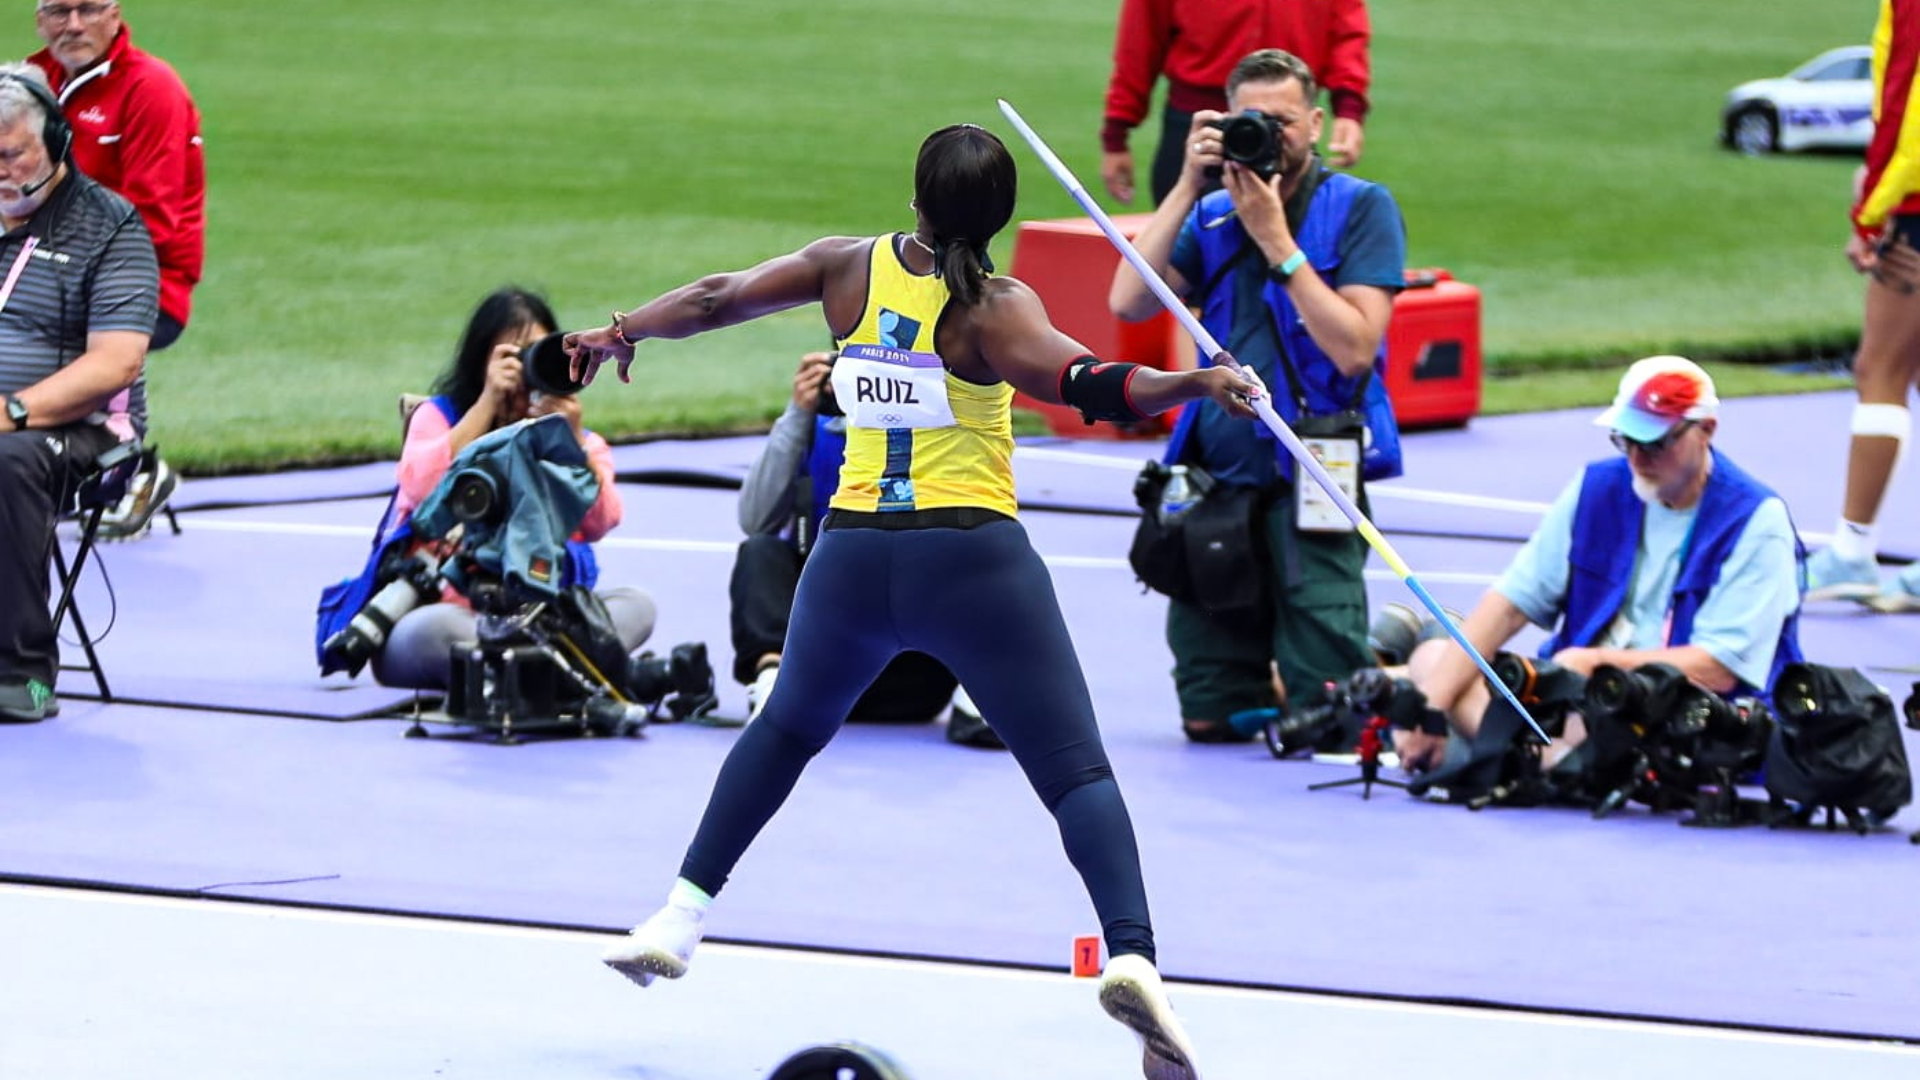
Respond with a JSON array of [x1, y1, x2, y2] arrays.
[[1609, 420, 1694, 457], [36, 2, 116, 22]]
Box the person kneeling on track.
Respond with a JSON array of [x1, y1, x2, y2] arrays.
[[730, 349, 999, 747]]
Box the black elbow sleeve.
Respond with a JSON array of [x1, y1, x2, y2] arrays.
[[1057, 355, 1146, 424]]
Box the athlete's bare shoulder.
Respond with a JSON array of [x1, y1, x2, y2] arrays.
[[800, 235, 877, 270]]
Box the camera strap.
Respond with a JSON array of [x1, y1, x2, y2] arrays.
[[0, 236, 37, 319]]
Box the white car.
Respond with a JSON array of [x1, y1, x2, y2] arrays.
[[1722, 46, 1873, 155]]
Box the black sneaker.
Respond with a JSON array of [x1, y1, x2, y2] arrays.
[[0, 678, 57, 722]]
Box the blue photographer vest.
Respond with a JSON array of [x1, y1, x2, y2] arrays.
[[1181, 171, 1397, 481], [784, 414, 846, 557], [1544, 451, 1804, 698]]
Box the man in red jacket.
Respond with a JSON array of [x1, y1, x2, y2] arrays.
[[1101, 0, 1371, 206], [30, 0, 202, 540]]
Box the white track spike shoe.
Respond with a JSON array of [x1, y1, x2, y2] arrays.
[[601, 902, 704, 989], [1098, 953, 1202, 1080]]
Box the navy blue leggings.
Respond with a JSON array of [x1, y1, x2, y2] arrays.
[[679, 518, 1155, 962]]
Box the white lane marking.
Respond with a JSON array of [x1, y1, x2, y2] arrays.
[[4, 883, 1909, 1054], [174, 518, 1500, 584]]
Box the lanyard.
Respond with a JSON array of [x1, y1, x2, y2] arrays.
[[0, 236, 38, 318]]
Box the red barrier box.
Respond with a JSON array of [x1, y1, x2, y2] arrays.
[[1006, 215, 1189, 439], [1386, 269, 1482, 430]]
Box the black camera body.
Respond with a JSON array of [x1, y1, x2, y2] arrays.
[[1205, 110, 1285, 181], [1264, 668, 1443, 759]]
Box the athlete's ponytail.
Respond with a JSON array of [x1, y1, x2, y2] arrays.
[[914, 124, 1015, 308]]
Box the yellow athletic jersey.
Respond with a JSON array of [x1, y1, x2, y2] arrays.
[[829, 235, 1017, 517]]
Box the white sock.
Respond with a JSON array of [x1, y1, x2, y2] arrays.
[[1831, 518, 1878, 564], [667, 877, 712, 916]]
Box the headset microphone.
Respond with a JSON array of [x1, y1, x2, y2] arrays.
[[18, 167, 55, 199]]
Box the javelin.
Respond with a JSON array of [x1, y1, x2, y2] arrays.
[[996, 98, 1549, 745]]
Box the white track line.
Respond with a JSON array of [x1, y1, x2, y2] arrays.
[[5, 882, 1908, 1054], [176, 518, 1499, 584], [1014, 446, 1554, 514]]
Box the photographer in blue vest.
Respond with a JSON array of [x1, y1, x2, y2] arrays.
[[730, 350, 999, 746], [1393, 357, 1806, 773], [1109, 47, 1406, 742]]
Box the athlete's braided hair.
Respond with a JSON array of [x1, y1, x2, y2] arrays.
[[913, 124, 1015, 307]]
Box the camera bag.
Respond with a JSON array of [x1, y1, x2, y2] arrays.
[[1128, 462, 1268, 613]]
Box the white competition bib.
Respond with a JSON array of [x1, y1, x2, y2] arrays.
[[831, 343, 957, 430]]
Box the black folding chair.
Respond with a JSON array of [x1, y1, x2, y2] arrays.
[[50, 438, 143, 700]]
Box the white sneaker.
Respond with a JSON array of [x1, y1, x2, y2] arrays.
[[1867, 561, 1920, 613], [601, 902, 705, 988], [746, 662, 779, 722], [1098, 953, 1202, 1080], [1804, 547, 1881, 602]]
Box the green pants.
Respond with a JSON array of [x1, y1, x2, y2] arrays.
[[1166, 488, 1371, 720]]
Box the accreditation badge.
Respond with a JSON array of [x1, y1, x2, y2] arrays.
[[1295, 435, 1361, 533], [831, 344, 957, 430]]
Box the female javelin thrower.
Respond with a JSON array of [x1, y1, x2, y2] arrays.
[[566, 124, 1255, 1080]]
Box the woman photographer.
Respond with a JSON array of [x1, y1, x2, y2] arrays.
[[568, 125, 1256, 1080], [371, 286, 656, 690]]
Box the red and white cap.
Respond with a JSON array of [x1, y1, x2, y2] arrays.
[[1593, 355, 1719, 443]]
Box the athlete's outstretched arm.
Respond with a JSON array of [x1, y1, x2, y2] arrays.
[[974, 277, 1255, 421], [567, 237, 864, 385]]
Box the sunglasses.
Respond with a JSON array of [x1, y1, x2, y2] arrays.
[[1609, 420, 1694, 457]]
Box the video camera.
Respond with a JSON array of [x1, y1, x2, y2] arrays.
[[1205, 110, 1285, 181], [1263, 667, 1445, 759]]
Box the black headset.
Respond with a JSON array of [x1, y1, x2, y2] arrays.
[[0, 72, 72, 164]]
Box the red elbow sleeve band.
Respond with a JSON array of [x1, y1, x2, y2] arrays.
[[1058, 355, 1148, 424]]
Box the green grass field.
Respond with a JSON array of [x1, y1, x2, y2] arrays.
[[32, 1, 1869, 472]]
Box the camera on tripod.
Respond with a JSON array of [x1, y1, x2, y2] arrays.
[[1204, 110, 1285, 181], [1263, 667, 1444, 759]]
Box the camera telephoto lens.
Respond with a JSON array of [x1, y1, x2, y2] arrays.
[[1262, 702, 1347, 758], [1218, 111, 1279, 171], [448, 466, 502, 525], [520, 332, 588, 397], [1582, 664, 1640, 724], [1584, 662, 1687, 727], [1771, 663, 1821, 727], [1667, 685, 1730, 740]]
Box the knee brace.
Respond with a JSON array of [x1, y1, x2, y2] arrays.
[[1852, 402, 1910, 471]]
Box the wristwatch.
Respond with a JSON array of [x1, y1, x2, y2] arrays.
[[1267, 248, 1309, 285], [4, 394, 25, 431]]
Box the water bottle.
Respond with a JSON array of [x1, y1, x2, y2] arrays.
[[1158, 464, 1196, 525]]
